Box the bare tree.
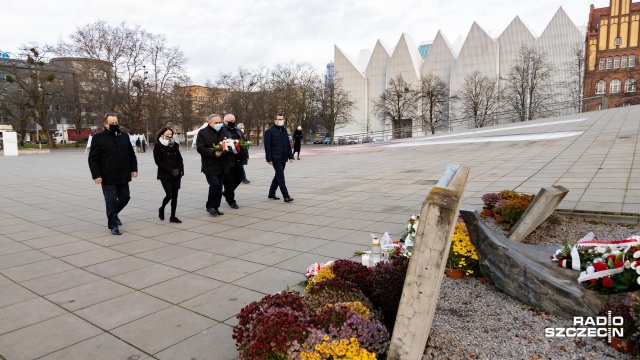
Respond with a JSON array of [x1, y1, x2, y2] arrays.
[[503, 46, 556, 122], [317, 76, 355, 137], [167, 77, 201, 140], [270, 62, 317, 134], [2, 46, 64, 148], [56, 21, 187, 134], [456, 71, 501, 128], [562, 43, 585, 113], [372, 74, 419, 136], [419, 73, 449, 134], [0, 88, 32, 146]]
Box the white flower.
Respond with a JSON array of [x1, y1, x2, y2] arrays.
[[625, 260, 632, 269], [596, 246, 607, 254], [637, 276, 640, 286], [555, 249, 563, 255], [636, 267, 640, 275], [412, 222, 418, 231], [586, 266, 595, 274], [580, 271, 586, 277], [634, 251, 640, 259], [610, 250, 620, 256]]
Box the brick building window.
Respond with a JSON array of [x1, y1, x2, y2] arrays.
[[622, 55, 628, 68], [614, 56, 620, 69], [610, 79, 621, 93], [596, 103, 603, 110], [606, 57, 613, 69], [630, 55, 636, 67], [599, 58, 605, 70], [615, 37, 622, 46], [625, 78, 636, 92], [596, 80, 606, 94]]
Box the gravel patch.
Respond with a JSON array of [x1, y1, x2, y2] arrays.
[[425, 277, 630, 359], [483, 213, 639, 246], [422, 213, 639, 359]]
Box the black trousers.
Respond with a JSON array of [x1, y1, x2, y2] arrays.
[[269, 162, 289, 198], [101, 183, 130, 229], [160, 179, 180, 217], [205, 174, 224, 210], [223, 165, 243, 205]]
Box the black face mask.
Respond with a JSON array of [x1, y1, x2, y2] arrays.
[[226, 122, 235, 129], [108, 124, 120, 133]]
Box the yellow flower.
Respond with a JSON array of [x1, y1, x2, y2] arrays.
[[305, 266, 335, 292], [304, 337, 376, 359]]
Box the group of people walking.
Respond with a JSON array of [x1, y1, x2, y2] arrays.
[[88, 112, 297, 235]]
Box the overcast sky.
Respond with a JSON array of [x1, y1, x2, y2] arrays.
[[2, 0, 610, 85]]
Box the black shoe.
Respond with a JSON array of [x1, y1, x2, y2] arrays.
[[297, 157, 300, 160], [115, 216, 122, 226], [207, 208, 218, 216], [111, 227, 121, 235], [284, 197, 294, 202], [159, 208, 164, 221], [268, 195, 280, 200], [242, 180, 250, 184], [169, 217, 182, 223], [229, 203, 239, 209], [215, 208, 224, 215]]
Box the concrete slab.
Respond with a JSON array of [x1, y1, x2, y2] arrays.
[[74, 291, 171, 330], [38, 333, 150, 360], [111, 306, 216, 355], [0, 314, 102, 360]]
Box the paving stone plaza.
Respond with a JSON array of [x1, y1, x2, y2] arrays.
[[0, 106, 639, 359]]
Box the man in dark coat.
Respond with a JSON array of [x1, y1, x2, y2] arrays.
[[196, 114, 232, 216], [264, 113, 294, 202], [221, 113, 248, 209], [88, 113, 138, 235], [292, 126, 303, 160]]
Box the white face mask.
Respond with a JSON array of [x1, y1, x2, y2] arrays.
[[159, 136, 174, 146], [277, 120, 285, 126], [213, 123, 223, 131]]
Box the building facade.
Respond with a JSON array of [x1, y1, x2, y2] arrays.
[[335, 7, 585, 137], [584, 0, 640, 110]]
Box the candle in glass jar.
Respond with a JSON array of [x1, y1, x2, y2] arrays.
[[361, 253, 371, 267]]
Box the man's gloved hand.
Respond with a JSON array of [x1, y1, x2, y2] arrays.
[[171, 169, 180, 177]]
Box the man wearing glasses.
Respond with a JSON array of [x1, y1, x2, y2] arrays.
[[88, 113, 138, 235], [264, 113, 294, 202], [196, 114, 232, 216]]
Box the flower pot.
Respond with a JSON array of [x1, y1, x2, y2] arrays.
[[445, 268, 465, 278], [482, 208, 493, 217], [494, 214, 505, 223], [611, 337, 635, 354]]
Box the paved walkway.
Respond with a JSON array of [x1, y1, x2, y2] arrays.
[[0, 106, 639, 359]]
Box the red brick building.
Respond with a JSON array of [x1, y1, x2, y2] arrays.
[[585, 0, 640, 110]]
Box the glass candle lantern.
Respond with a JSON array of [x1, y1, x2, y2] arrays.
[[371, 237, 381, 266]]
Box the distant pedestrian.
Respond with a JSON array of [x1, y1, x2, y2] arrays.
[[153, 126, 184, 223], [88, 113, 138, 235], [264, 113, 294, 202], [141, 138, 147, 153], [238, 123, 250, 184], [196, 114, 232, 216], [221, 114, 248, 209], [293, 126, 303, 160], [135, 138, 141, 153]]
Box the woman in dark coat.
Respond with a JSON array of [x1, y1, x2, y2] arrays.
[[153, 126, 184, 223], [293, 126, 303, 160]]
